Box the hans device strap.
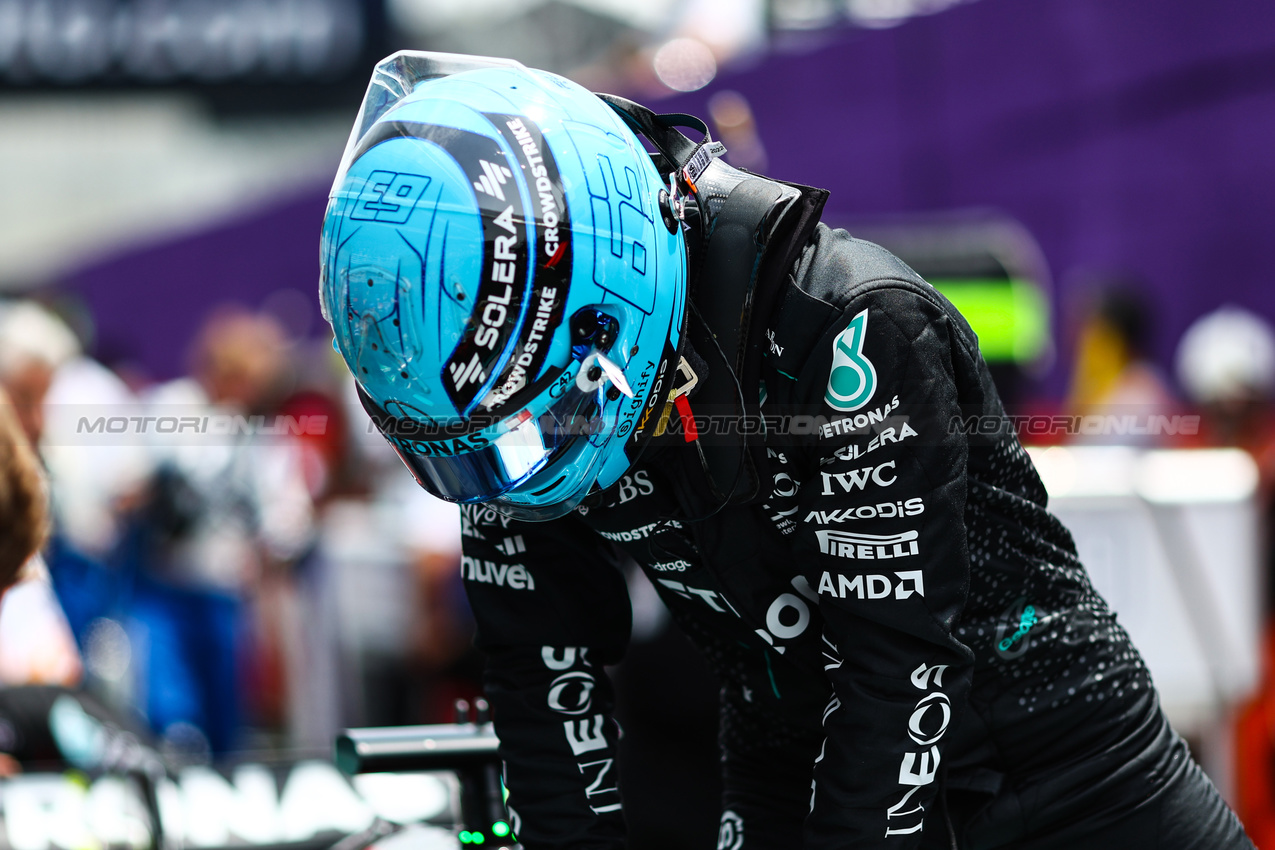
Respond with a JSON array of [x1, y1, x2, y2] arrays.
[[596, 94, 727, 193], [596, 92, 830, 509]]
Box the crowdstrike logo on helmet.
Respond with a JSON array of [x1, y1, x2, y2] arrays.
[[479, 113, 573, 411], [503, 117, 564, 265]]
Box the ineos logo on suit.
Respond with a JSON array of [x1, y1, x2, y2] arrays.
[[541, 647, 621, 814], [547, 671, 596, 715]]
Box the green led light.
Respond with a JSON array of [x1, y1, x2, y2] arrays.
[[472, 832, 485, 844], [458, 831, 472, 844], [492, 821, 510, 838], [928, 278, 1050, 364]]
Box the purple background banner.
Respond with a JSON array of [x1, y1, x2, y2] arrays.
[[68, 190, 330, 378], [67, 0, 1275, 398]]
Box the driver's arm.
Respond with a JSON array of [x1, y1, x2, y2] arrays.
[[460, 506, 632, 850]]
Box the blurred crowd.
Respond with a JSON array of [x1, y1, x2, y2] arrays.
[[4, 282, 1275, 842], [1061, 282, 1275, 461], [0, 296, 481, 765]]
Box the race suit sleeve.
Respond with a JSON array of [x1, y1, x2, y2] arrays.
[[790, 284, 976, 848], [458, 506, 633, 850]]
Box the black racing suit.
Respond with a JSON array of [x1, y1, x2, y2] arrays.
[[459, 223, 1252, 849]]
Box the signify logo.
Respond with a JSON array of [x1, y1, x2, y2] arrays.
[[994, 599, 1039, 659]]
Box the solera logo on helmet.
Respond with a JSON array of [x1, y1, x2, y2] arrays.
[[476, 209, 520, 350]]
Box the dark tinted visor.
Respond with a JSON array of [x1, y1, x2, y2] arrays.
[[359, 375, 605, 504]]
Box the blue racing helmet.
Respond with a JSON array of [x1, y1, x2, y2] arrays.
[[320, 51, 689, 520]]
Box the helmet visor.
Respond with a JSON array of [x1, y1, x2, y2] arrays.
[[361, 371, 608, 505], [330, 50, 526, 199]]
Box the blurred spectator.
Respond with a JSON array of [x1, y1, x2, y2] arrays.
[[0, 387, 80, 691], [1175, 305, 1275, 455], [0, 388, 70, 777], [0, 300, 142, 650], [396, 477, 481, 723], [24, 307, 155, 673], [142, 308, 312, 590], [122, 306, 315, 755], [1187, 307, 1275, 843], [708, 90, 768, 174], [0, 385, 47, 589], [0, 300, 79, 446], [43, 354, 151, 559], [1065, 281, 1176, 443]]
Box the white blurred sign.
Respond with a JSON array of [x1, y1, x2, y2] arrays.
[[0, 761, 453, 850], [1028, 446, 1262, 734]]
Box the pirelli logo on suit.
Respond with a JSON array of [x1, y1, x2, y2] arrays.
[[815, 529, 919, 560]]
